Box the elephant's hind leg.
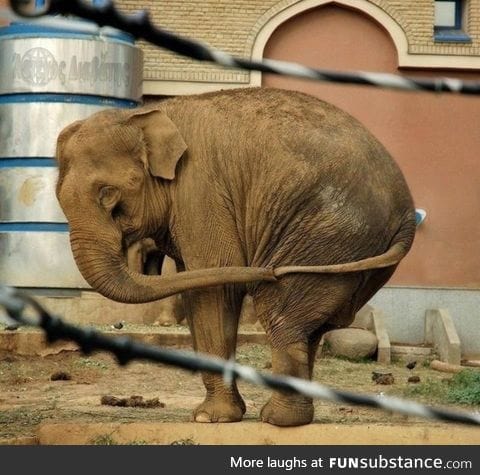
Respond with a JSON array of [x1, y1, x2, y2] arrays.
[[258, 326, 332, 426], [260, 341, 315, 426], [253, 274, 359, 426], [182, 285, 245, 423]]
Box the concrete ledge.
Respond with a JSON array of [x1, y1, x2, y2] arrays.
[[0, 327, 267, 356], [0, 330, 79, 356], [36, 422, 480, 445], [2, 318, 435, 365], [425, 309, 461, 365], [0, 292, 179, 326]]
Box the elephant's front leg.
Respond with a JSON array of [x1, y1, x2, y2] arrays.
[[182, 286, 245, 423]]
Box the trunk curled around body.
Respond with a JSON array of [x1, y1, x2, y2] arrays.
[[71, 230, 412, 304], [70, 233, 277, 304]]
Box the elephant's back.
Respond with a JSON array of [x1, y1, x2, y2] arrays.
[[165, 87, 400, 179], [186, 87, 414, 216], [164, 88, 414, 267], [166, 87, 356, 135]]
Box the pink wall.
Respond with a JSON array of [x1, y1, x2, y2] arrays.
[[263, 5, 480, 289], [0, 0, 9, 26]]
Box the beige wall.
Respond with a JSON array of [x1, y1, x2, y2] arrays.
[[263, 5, 480, 289]]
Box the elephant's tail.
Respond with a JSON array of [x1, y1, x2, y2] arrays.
[[273, 241, 409, 277]]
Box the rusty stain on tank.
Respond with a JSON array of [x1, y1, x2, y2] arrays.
[[18, 176, 43, 207]]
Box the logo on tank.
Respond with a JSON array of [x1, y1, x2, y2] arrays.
[[17, 47, 59, 86], [10, 48, 131, 87]]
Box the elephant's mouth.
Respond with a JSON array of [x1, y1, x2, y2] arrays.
[[122, 227, 147, 249]]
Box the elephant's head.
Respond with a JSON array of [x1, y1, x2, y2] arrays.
[[56, 108, 275, 303]]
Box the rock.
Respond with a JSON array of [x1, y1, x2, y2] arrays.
[[408, 376, 421, 383], [323, 328, 378, 360]]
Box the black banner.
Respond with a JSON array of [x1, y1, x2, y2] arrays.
[[0, 445, 477, 475]]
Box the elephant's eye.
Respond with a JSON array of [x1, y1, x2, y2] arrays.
[[99, 185, 120, 211], [111, 203, 124, 220]]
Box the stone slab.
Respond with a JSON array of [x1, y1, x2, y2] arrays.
[[372, 309, 391, 364], [425, 309, 461, 365]]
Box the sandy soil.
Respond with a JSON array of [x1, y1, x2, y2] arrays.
[[0, 342, 477, 443]]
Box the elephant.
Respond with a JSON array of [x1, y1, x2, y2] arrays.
[[55, 87, 415, 426]]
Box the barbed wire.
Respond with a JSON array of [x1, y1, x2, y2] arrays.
[[1, 284, 480, 427], [8, 0, 480, 96]]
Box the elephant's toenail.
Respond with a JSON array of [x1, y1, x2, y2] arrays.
[[195, 412, 212, 423]]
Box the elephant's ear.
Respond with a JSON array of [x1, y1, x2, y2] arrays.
[[128, 109, 187, 180], [56, 120, 83, 164]]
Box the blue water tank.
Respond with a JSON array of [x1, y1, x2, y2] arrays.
[[0, 14, 143, 288]]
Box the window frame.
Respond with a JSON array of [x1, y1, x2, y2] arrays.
[[434, 0, 462, 31], [434, 0, 471, 43]]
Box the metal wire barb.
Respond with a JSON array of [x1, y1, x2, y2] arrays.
[[8, 0, 480, 96], [1, 284, 480, 427]]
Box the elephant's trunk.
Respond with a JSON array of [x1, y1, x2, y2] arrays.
[[69, 230, 276, 304]]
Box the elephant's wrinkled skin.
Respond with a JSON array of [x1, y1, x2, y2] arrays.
[[56, 88, 415, 426]]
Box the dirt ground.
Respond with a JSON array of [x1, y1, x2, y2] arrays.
[[1, 339, 478, 444]]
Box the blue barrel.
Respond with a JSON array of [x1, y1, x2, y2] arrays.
[[0, 13, 143, 289]]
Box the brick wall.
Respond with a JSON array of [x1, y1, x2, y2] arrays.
[[116, 0, 278, 84], [116, 0, 480, 85], [377, 0, 480, 54]]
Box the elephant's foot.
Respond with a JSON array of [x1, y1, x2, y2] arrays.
[[260, 395, 314, 427], [193, 393, 246, 423], [152, 311, 177, 327]]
